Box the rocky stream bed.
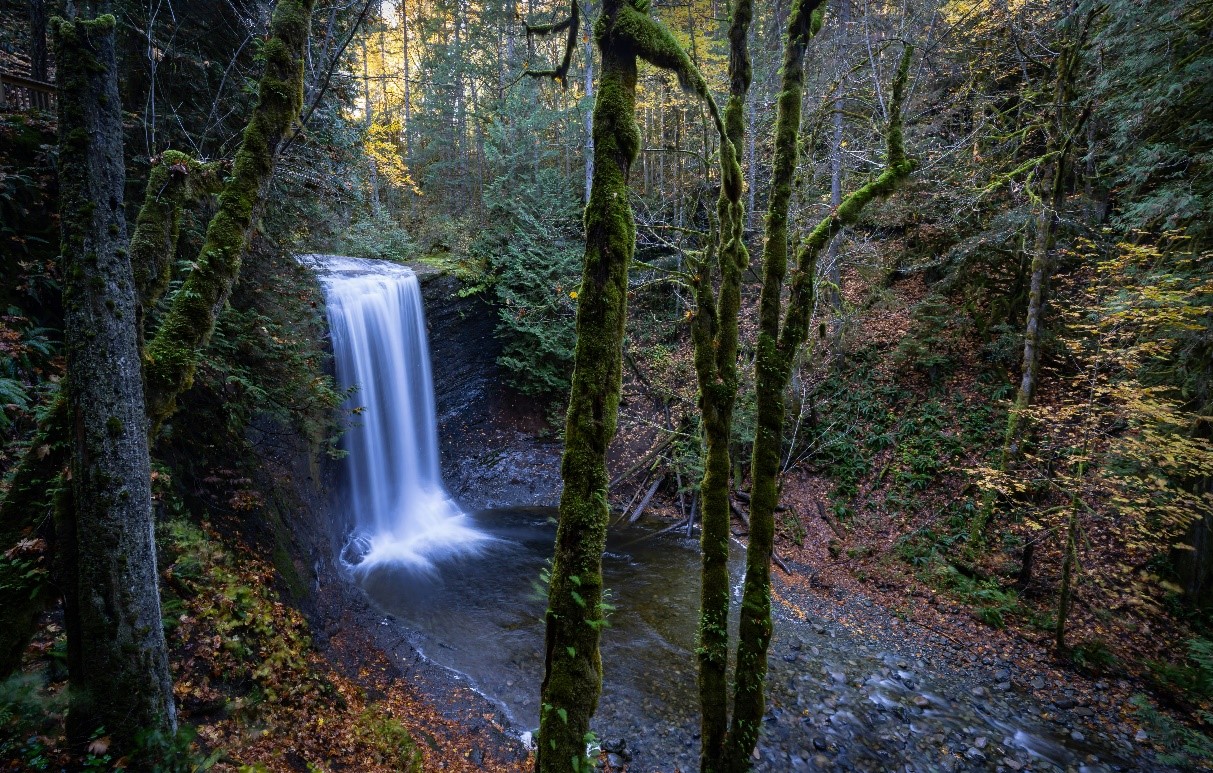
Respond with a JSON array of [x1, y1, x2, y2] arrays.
[[297, 267, 1174, 772]]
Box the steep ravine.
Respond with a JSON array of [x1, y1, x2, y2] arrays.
[[277, 260, 1167, 772]]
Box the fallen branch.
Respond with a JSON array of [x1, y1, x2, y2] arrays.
[[731, 497, 792, 574], [627, 475, 665, 524], [610, 435, 674, 488], [815, 501, 847, 540]]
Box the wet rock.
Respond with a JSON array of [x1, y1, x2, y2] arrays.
[[1030, 676, 1046, 690], [1055, 697, 1076, 709], [601, 738, 630, 761]]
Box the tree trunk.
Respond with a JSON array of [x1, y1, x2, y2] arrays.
[[535, 2, 729, 767], [401, 0, 412, 159], [142, 0, 317, 431], [1055, 501, 1079, 654], [583, 30, 594, 204], [536, 7, 637, 769], [725, 6, 822, 767], [1001, 11, 1093, 468], [824, 0, 850, 342], [52, 13, 176, 755], [0, 0, 318, 685], [694, 0, 751, 767], [728, 35, 914, 772], [28, 0, 49, 81]]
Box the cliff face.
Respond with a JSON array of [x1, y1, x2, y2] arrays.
[[413, 267, 500, 429], [413, 265, 562, 512]]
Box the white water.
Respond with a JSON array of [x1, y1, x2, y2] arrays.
[[302, 254, 488, 572]]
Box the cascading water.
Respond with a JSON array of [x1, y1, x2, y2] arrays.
[[303, 254, 487, 572]]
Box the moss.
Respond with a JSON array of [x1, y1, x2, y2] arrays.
[[130, 150, 222, 310], [536, 3, 641, 769], [693, 0, 752, 768], [143, 0, 316, 432]]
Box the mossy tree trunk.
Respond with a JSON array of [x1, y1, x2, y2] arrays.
[[692, 0, 751, 768], [0, 0, 316, 682], [536, 1, 730, 768], [536, 19, 636, 768], [51, 13, 176, 754], [727, 32, 914, 771], [723, 3, 824, 765], [982, 7, 1093, 550], [1001, 6, 1095, 467], [143, 0, 316, 431]]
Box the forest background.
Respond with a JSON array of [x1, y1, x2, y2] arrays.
[[1, 0, 1212, 769]]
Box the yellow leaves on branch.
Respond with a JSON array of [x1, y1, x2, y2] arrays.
[[976, 236, 1213, 570]]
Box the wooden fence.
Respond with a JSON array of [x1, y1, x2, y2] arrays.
[[1, 70, 55, 112]]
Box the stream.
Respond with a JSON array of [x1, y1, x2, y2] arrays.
[[360, 508, 1148, 772], [307, 255, 1156, 771]]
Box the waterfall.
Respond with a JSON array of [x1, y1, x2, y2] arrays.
[[303, 254, 487, 571]]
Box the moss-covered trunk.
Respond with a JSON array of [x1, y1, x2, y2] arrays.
[[536, 2, 730, 768], [0, 0, 316, 682], [693, 0, 751, 768], [723, 4, 823, 767], [536, 5, 638, 769], [727, 33, 914, 772], [143, 0, 316, 430], [1001, 7, 1093, 468], [51, 14, 176, 754]]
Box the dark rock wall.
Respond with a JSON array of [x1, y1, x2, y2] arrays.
[[414, 267, 500, 428], [415, 265, 562, 511]]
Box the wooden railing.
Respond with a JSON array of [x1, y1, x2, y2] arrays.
[[1, 71, 55, 112]]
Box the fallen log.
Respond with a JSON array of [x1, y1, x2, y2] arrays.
[[730, 498, 792, 575], [627, 475, 665, 524]]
